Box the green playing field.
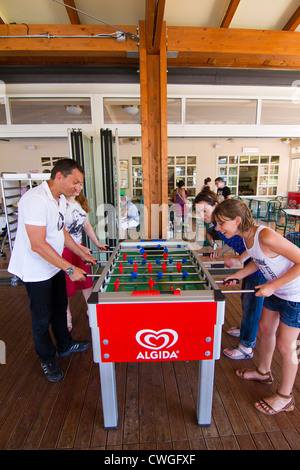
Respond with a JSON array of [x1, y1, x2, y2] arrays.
[[105, 249, 206, 292]]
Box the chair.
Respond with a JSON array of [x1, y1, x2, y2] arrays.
[[127, 223, 141, 239], [284, 231, 300, 248], [275, 209, 297, 236], [261, 199, 281, 224], [249, 199, 258, 218]]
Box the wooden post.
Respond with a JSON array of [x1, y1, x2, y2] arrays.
[[139, 19, 168, 239]]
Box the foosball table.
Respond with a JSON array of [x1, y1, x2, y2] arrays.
[[87, 240, 226, 428]]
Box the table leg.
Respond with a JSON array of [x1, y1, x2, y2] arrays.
[[197, 359, 215, 426], [99, 362, 118, 429]]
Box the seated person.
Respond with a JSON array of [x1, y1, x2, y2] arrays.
[[120, 196, 139, 238]]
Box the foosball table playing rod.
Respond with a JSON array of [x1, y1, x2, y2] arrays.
[[84, 274, 258, 293]]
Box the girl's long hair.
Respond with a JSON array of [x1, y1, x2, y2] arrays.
[[76, 192, 91, 213]]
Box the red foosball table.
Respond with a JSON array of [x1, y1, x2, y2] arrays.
[[87, 240, 226, 428]]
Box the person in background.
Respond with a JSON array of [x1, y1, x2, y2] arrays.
[[8, 158, 97, 383], [213, 198, 300, 416], [120, 195, 140, 238], [63, 189, 108, 331], [194, 191, 266, 360], [173, 180, 188, 234], [201, 177, 212, 191], [214, 177, 231, 202]]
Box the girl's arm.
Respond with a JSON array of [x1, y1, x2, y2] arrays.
[[257, 228, 300, 296], [83, 216, 107, 249], [224, 259, 259, 285]]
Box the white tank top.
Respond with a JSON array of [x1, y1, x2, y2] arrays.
[[245, 226, 300, 302]]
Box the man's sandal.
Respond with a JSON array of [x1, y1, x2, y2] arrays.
[[236, 367, 273, 384], [254, 391, 295, 416]]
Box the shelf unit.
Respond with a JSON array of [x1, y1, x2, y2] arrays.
[[0, 173, 50, 254]]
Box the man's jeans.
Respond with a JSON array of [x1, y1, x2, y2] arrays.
[[25, 270, 73, 362]]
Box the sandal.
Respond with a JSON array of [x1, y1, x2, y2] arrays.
[[223, 345, 253, 360], [227, 327, 240, 338], [236, 367, 273, 384], [255, 391, 295, 415]]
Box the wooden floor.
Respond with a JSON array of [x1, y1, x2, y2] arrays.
[[1, 281, 300, 451]]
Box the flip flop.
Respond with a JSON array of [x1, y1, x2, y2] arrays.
[[227, 327, 240, 337], [223, 346, 253, 360], [255, 391, 295, 415]]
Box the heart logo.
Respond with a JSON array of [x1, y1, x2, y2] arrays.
[[136, 329, 178, 350]]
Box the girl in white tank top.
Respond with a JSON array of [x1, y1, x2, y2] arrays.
[[212, 199, 300, 416]]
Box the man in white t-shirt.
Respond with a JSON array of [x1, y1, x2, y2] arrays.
[[120, 196, 139, 238], [8, 159, 97, 382]]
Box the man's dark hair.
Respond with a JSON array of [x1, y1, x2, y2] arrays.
[[214, 177, 223, 183], [50, 158, 84, 179]]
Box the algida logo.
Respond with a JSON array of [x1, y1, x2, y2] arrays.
[[135, 328, 179, 360]]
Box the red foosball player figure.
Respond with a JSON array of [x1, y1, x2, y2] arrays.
[[114, 278, 120, 292], [148, 262, 152, 274], [119, 263, 123, 274], [148, 278, 155, 291]]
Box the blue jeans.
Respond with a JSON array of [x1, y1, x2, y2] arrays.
[[263, 295, 300, 328], [25, 270, 73, 362], [240, 274, 267, 349]]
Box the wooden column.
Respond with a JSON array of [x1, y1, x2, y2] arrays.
[[139, 19, 168, 239]]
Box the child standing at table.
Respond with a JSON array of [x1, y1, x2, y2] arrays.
[[63, 190, 107, 330], [212, 198, 300, 416], [194, 191, 266, 360]]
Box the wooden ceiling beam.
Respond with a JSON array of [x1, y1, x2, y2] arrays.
[[220, 0, 241, 28], [282, 5, 300, 31], [167, 26, 300, 64], [2, 23, 300, 69], [0, 24, 138, 57], [63, 0, 81, 25]]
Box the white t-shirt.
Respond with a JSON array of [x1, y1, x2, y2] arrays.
[[64, 200, 87, 244], [8, 181, 67, 282], [245, 225, 300, 302]]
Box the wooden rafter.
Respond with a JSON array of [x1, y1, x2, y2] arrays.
[[1, 23, 300, 69], [63, 0, 81, 25], [283, 5, 300, 31], [166, 26, 300, 68], [145, 0, 166, 54], [220, 0, 241, 28], [0, 24, 138, 57]]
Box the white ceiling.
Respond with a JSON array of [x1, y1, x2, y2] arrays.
[[0, 0, 300, 31]]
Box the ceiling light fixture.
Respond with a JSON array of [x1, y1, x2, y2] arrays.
[[65, 105, 83, 115], [129, 138, 139, 145], [122, 105, 139, 115]]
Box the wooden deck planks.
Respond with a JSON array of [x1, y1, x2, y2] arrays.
[[0, 282, 300, 450]]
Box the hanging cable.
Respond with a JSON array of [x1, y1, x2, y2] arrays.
[[52, 0, 139, 41]]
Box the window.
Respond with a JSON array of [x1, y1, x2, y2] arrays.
[[0, 102, 6, 124], [261, 100, 300, 125], [131, 156, 143, 200], [9, 98, 91, 124], [185, 99, 257, 124], [168, 156, 196, 198], [217, 155, 280, 196]]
